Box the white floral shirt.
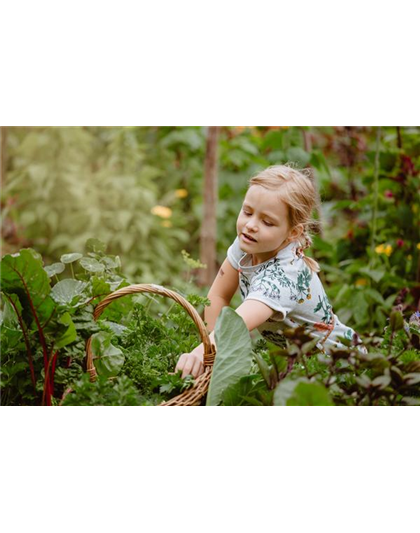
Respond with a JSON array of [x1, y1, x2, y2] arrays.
[[227, 237, 366, 354]]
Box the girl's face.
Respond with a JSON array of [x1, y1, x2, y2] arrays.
[[236, 185, 298, 264]]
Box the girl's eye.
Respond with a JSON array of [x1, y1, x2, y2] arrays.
[[242, 209, 274, 226]]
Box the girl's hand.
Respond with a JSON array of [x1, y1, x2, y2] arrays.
[[175, 348, 204, 379]]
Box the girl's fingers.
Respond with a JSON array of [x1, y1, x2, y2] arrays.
[[181, 357, 194, 379], [191, 359, 199, 378], [175, 353, 203, 379], [191, 359, 204, 378], [175, 353, 187, 374]]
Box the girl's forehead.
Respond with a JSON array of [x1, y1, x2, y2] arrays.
[[244, 185, 286, 211]]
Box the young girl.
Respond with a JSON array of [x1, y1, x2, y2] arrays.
[[175, 164, 367, 379]]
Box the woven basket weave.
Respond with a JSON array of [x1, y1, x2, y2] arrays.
[[85, 284, 216, 406]]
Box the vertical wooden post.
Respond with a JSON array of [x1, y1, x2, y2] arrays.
[[199, 126, 220, 287]]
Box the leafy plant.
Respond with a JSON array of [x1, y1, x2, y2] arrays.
[[210, 309, 420, 406], [61, 374, 143, 406], [0, 243, 209, 405]]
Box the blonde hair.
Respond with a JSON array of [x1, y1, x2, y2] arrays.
[[248, 164, 322, 273]]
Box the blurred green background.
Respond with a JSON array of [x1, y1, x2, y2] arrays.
[[1, 126, 419, 333]]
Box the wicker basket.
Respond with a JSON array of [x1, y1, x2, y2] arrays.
[[85, 284, 216, 406]]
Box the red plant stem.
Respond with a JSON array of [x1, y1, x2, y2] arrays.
[[42, 349, 58, 407], [51, 351, 58, 394], [10, 265, 50, 372]]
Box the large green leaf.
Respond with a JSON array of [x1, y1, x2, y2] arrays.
[[51, 279, 88, 306], [91, 331, 125, 378], [0, 249, 55, 325], [206, 308, 253, 406]]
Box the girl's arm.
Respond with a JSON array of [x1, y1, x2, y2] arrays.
[[204, 258, 240, 332]]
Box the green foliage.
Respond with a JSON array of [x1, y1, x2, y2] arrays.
[[213, 313, 420, 406], [4, 126, 419, 335], [0, 242, 206, 405], [156, 371, 195, 397], [115, 297, 204, 399], [274, 380, 334, 406], [2, 126, 420, 405], [3, 127, 191, 283], [2, 241, 419, 406], [61, 374, 143, 406]]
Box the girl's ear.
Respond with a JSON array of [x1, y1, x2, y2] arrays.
[[289, 224, 304, 241]]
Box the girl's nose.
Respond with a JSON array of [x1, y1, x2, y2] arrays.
[[245, 220, 258, 232]]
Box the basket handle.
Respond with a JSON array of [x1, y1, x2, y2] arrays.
[[86, 283, 216, 380]]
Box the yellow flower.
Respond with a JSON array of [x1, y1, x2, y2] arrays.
[[175, 189, 188, 199], [375, 244, 393, 256], [413, 204, 418, 213], [408, 255, 413, 260], [417, 243, 420, 250], [151, 205, 172, 219], [161, 220, 172, 228], [355, 278, 368, 287]]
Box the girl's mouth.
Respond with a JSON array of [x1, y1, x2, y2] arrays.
[[241, 233, 257, 243]]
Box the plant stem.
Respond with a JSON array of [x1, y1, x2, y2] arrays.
[[369, 127, 381, 266], [70, 263, 75, 279], [5, 294, 37, 393], [367, 127, 382, 331], [145, 294, 158, 313]]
